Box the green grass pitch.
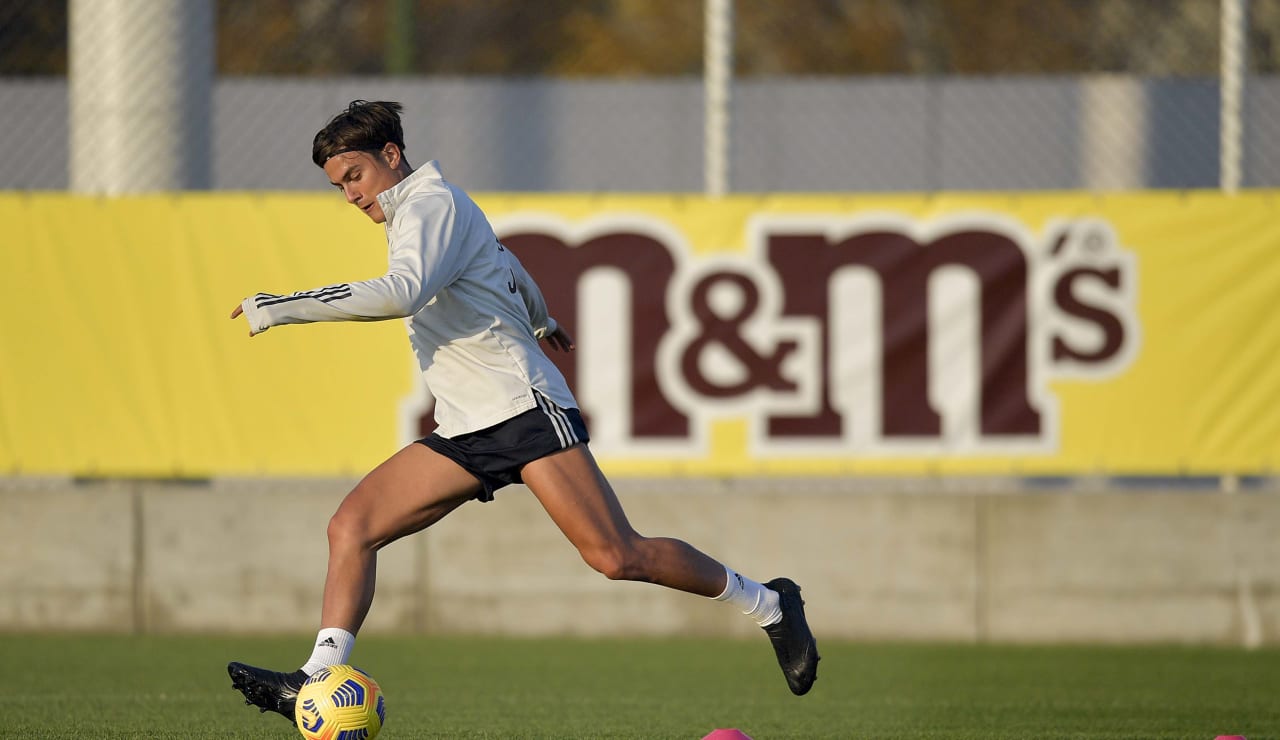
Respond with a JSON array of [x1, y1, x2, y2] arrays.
[[0, 634, 1275, 739]]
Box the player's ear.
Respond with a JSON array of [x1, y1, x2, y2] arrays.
[[381, 142, 400, 169]]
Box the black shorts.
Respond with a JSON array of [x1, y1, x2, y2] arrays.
[[417, 393, 590, 502]]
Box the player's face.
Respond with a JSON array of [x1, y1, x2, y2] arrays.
[[323, 146, 404, 224]]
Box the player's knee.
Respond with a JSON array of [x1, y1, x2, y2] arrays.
[[586, 550, 629, 581], [582, 540, 647, 582], [326, 510, 355, 548], [327, 501, 371, 551]]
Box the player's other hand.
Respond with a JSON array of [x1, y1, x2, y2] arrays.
[[543, 325, 575, 353]]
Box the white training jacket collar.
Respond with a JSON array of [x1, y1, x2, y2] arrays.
[[377, 160, 446, 230]]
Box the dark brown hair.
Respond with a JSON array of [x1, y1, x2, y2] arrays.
[[311, 100, 406, 167]]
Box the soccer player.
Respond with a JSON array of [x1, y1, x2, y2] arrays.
[[227, 100, 819, 722]]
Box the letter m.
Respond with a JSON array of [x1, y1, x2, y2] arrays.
[[768, 227, 1040, 439]]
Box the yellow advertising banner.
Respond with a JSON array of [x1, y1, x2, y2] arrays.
[[1, 191, 1277, 477]]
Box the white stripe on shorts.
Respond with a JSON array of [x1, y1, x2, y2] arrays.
[[536, 393, 578, 448]]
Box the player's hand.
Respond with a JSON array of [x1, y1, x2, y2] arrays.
[[230, 301, 258, 337], [543, 325, 575, 352]]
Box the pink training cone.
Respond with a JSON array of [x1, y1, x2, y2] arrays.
[[702, 730, 753, 740], [1214, 736, 1246, 740]]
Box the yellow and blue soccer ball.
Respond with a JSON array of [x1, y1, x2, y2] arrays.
[[294, 665, 385, 740]]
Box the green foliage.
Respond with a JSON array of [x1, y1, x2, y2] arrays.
[[0, 634, 1276, 739], [7, 0, 1280, 77]]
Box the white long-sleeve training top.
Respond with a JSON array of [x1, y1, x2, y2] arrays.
[[240, 160, 579, 438]]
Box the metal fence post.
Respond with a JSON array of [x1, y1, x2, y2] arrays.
[[704, 0, 732, 197], [1220, 0, 1247, 193], [69, 0, 212, 193]]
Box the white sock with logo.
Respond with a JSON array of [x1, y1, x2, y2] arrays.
[[713, 566, 782, 627], [300, 627, 356, 676]]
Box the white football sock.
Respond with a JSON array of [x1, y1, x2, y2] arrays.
[[300, 627, 356, 676], [713, 566, 782, 627]]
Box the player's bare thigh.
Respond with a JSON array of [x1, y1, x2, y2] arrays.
[[519, 444, 638, 552], [520, 444, 726, 597], [331, 442, 483, 551]]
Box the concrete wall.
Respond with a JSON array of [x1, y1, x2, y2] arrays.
[[2, 477, 1277, 645]]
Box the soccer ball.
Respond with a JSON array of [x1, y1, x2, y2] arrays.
[[294, 665, 386, 740]]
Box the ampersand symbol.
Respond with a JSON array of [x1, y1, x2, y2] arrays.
[[680, 272, 798, 397]]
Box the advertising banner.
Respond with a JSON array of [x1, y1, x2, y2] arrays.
[[1, 191, 1277, 477]]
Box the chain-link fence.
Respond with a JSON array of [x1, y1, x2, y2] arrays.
[[1, 0, 1278, 191]]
